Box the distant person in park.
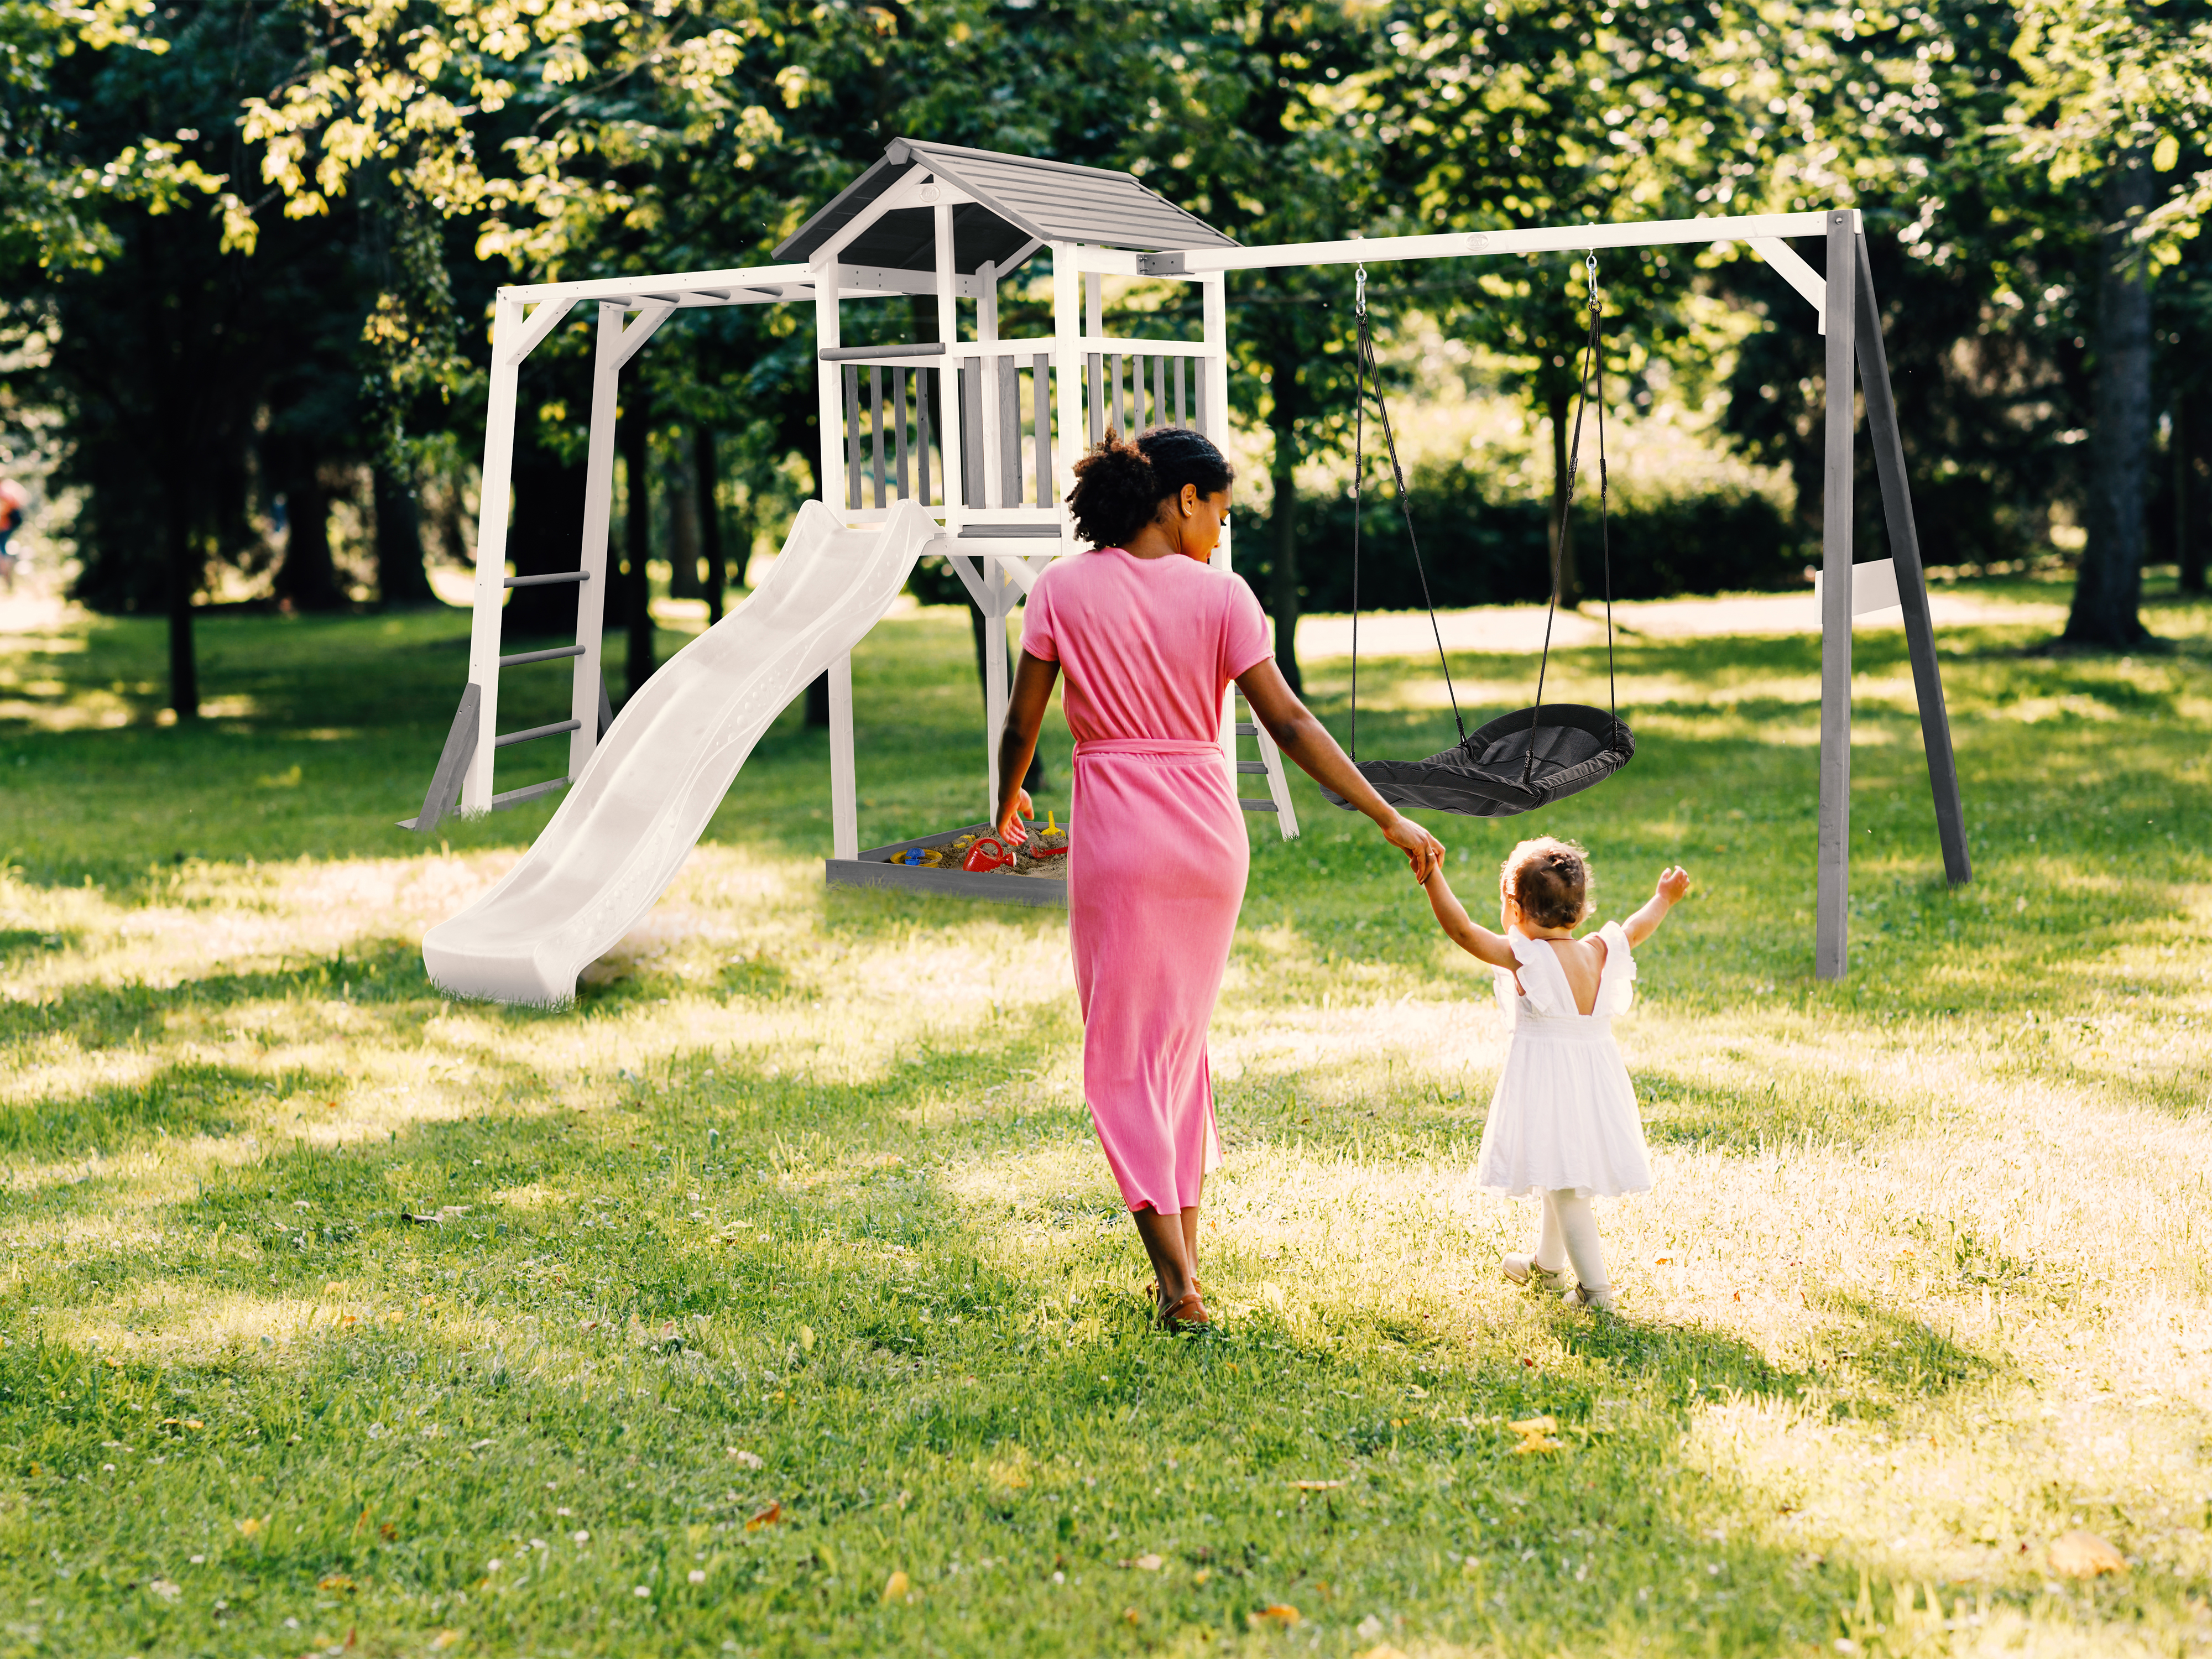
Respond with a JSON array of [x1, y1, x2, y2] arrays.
[[995, 426, 1445, 1331], [0, 478, 27, 593], [1418, 837, 1691, 1311]]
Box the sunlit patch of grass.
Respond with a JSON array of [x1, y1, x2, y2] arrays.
[[0, 585, 2208, 1655]]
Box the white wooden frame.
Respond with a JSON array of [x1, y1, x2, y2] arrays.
[[427, 194, 1965, 978]]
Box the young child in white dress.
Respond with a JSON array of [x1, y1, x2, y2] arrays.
[[1420, 837, 1690, 1311]]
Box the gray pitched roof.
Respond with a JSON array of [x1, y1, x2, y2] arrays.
[[774, 138, 1236, 274]]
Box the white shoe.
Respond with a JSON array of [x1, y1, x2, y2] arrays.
[[1562, 1282, 1616, 1313], [1502, 1253, 1570, 1289]]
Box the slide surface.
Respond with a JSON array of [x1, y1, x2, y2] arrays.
[[423, 498, 937, 1004]]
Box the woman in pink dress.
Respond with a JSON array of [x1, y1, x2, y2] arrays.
[[995, 428, 1444, 1330]]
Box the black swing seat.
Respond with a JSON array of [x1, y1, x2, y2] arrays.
[[1322, 703, 1635, 818]]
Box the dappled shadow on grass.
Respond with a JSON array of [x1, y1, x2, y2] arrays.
[[0, 1058, 346, 1163], [0, 936, 439, 1054]]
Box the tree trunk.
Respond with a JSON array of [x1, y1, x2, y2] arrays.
[[373, 463, 434, 606], [696, 425, 726, 624], [2065, 159, 2155, 648], [2179, 389, 2207, 597], [506, 423, 587, 637], [1547, 386, 1580, 607], [1268, 346, 1303, 694], [666, 429, 701, 598], [622, 383, 655, 700], [275, 470, 345, 611], [165, 485, 199, 719]]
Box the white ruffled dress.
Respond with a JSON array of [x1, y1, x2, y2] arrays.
[[1474, 922, 1654, 1199]]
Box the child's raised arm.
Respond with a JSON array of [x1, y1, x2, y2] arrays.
[[1422, 866, 1519, 969], [1622, 865, 1691, 947]]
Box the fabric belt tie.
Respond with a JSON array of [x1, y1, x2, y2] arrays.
[[1073, 739, 1222, 759]]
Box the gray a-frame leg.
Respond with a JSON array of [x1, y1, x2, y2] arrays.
[[1853, 233, 1971, 888], [403, 683, 481, 833]]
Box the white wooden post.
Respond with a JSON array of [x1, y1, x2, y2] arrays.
[[567, 302, 625, 780], [935, 200, 964, 533], [814, 263, 860, 860], [978, 259, 1003, 508], [1816, 208, 1858, 980], [984, 568, 1010, 818], [1052, 243, 1083, 529], [1202, 273, 1239, 801], [463, 295, 526, 812], [830, 653, 858, 860]]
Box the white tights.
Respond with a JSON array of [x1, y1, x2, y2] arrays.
[[1532, 1189, 1610, 1295]]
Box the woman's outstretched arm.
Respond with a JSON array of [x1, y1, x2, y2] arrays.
[[994, 648, 1061, 843], [1235, 657, 1444, 882]]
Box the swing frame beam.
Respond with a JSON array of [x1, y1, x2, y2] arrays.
[[1154, 205, 1970, 982]]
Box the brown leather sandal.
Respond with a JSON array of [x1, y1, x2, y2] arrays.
[[1159, 1290, 1212, 1331]]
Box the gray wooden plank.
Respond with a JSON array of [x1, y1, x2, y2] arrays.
[[1854, 232, 1970, 888]]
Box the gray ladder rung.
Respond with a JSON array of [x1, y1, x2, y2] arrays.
[[490, 777, 570, 810], [499, 645, 586, 668], [1235, 722, 1258, 736], [505, 571, 590, 588], [1235, 760, 1269, 773], [494, 718, 582, 749], [1240, 799, 1279, 812]]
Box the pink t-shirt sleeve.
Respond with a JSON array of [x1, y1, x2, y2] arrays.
[[1219, 573, 1272, 680], [1020, 572, 1059, 663]]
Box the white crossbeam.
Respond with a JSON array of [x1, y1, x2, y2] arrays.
[[1144, 210, 1852, 275]]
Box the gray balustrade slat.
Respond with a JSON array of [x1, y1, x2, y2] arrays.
[[1195, 359, 1208, 437], [1087, 353, 1104, 445], [895, 367, 911, 500], [1153, 356, 1166, 431], [1174, 356, 1187, 426], [1112, 355, 1126, 437], [1034, 354, 1052, 506], [999, 355, 1021, 507], [842, 364, 863, 510], [870, 366, 887, 509], [961, 358, 984, 510], [916, 369, 927, 504]]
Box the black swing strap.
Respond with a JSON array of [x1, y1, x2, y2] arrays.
[[1525, 252, 1621, 782], [1349, 263, 1463, 763]]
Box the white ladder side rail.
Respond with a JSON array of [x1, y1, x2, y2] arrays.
[[461, 297, 527, 813], [565, 302, 626, 783]]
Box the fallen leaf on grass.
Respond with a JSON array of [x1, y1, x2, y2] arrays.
[[319, 1574, 357, 1593], [881, 1570, 910, 1603], [1248, 1604, 1301, 1627], [1117, 1553, 1164, 1571], [745, 1501, 782, 1531], [2049, 1531, 2126, 1577], [1507, 1416, 1557, 1436], [727, 1448, 764, 1469], [236, 1516, 267, 1539], [1288, 1480, 1343, 1491], [428, 1632, 462, 1651], [147, 1579, 181, 1600]]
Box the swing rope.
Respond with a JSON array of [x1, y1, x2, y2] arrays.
[[1525, 251, 1622, 782], [1349, 263, 1463, 762]]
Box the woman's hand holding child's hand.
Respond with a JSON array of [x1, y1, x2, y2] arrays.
[[1382, 813, 1445, 883]]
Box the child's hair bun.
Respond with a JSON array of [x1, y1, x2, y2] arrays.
[[1066, 426, 1235, 549], [1501, 836, 1593, 930]]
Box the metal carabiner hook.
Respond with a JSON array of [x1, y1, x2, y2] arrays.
[[1585, 249, 1599, 304], [1355, 263, 1368, 319]]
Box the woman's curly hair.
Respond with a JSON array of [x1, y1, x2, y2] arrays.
[[1500, 836, 1594, 931], [1065, 426, 1234, 549]]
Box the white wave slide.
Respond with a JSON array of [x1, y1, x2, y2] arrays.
[[423, 498, 938, 1005]]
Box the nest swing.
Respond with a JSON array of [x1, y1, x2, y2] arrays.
[[1321, 254, 1634, 820]]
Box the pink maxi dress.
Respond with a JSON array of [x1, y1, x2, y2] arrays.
[[1020, 547, 1273, 1214]]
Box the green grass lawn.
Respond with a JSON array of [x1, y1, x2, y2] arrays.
[[1, 574, 2209, 1658]]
